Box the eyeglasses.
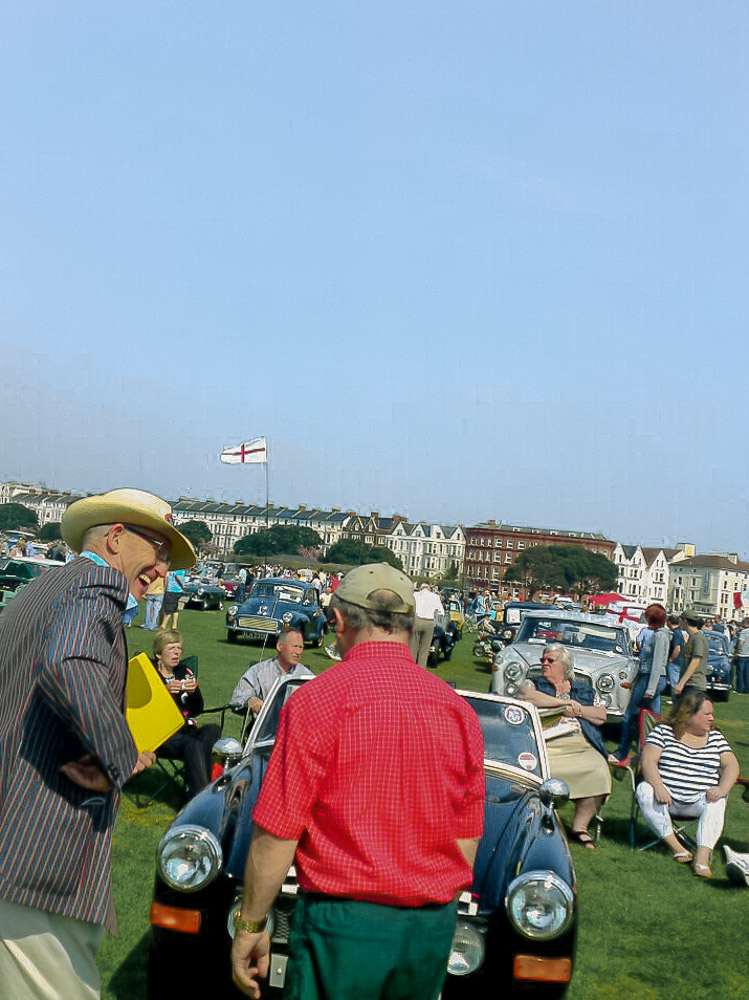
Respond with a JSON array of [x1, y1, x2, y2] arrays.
[[540, 656, 556, 663], [125, 525, 171, 564]]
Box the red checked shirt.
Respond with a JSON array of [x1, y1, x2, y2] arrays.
[[252, 641, 485, 906]]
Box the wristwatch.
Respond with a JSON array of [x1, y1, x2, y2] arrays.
[[233, 910, 268, 934]]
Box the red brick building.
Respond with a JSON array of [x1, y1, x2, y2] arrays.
[[463, 521, 615, 595]]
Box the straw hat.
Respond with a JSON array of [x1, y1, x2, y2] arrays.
[[61, 488, 196, 570]]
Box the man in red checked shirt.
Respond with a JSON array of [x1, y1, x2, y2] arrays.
[[231, 563, 485, 1000]]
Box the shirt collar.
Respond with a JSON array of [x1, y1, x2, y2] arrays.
[[80, 549, 140, 620]]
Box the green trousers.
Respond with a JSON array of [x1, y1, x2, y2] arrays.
[[285, 894, 457, 1000]]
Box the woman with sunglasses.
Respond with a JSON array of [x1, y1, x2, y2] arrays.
[[519, 643, 611, 849]]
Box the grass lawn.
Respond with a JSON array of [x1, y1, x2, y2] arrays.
[[100, 610, 749, 999]]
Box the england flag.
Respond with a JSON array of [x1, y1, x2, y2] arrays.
[[220, 437, 268, 464]]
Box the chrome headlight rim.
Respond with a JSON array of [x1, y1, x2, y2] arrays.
[[504, 661, 524, 681], [505, 870, 575, 940], [446, 919, 486, 977], [596, 672, 615, 692], [157, 824, 223, 893], [282, 611, 294, 623], [228, 604, 238, 617]]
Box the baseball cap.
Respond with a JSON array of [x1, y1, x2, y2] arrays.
[[681, 609, 703, 625], [335, 563, 415, 615]]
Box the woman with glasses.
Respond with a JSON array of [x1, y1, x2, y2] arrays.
[[519, 643, 611, 849], [153, 629, 221, 799]]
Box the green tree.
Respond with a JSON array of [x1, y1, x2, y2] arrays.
[[179, 520, 212, 549], [550, 545, 618, 596], [369, 545, 403, 570], [324, 538, 371, 564], [38, 522, 62, 542], [504, 547, 567, 596], [325, 539, 402, 570], [443, 560, 459, 583], [234, 524, 323, 557], [0, 503, 39, 532], [504, 545, 617, 598]]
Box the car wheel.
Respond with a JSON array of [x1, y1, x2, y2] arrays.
[[227, 630, 238, 644], [443, 646, 453, 662], [472, 644, 484, 657]]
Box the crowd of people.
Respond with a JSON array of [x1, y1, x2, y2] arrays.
[[0, 491, 747, 1000]]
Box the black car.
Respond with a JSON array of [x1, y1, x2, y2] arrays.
[[148, 678, 576, 999], [428, 618, 460, 667]]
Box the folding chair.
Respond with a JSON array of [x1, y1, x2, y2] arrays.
[[611, 708, 697, 851]]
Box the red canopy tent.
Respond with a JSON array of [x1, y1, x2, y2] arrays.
[[587, 593, 627, 606]]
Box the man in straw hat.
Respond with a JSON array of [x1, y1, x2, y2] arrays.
[[0, 488, 195, 999], [231, 563, 484, 1000]]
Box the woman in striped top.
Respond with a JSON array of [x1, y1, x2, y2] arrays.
[[637, 690, 739, 878]]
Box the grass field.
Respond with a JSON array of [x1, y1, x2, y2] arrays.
[[100, 609, 749, 999]]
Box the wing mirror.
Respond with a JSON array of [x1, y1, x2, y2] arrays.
[[212, 736, 243, 768], [539, 778, 570, 808]]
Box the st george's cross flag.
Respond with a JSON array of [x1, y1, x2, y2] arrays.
[[220, 437, 268, 464]]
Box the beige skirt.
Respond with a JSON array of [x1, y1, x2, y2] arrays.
[[545, 727, 612, 800]]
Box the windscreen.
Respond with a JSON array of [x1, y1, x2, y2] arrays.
[[518, 617, 626, 654], [462, 695, 544, 780]]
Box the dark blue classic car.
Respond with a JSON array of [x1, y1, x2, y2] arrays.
[[703, 628, 732, 702], [182, 576, 225, 611], [147, 678, 577, 999], [225, 578, 328, 646]]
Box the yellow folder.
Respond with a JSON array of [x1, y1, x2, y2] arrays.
[[126, 652, 186, 753]]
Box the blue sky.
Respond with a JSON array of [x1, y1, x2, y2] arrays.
[[2, 3, 748, 554]]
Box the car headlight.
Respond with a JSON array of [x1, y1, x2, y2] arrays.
[[504, 662, 524, 681], [227, 605, 238, 618], [157, 825, 222, 893], [447, 920, 485, 976], [506, 872, 574, 940], [282, 612, 294, 623], [618, 669, 630, 681], [197, 588, 205, 596], [596, 673, 615, 692]]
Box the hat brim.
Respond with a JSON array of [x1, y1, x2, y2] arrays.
[[62, 494, 196, 570]]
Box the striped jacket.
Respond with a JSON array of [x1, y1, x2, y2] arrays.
[[0, 557, 137, 933]]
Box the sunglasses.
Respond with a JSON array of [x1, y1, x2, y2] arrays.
[[540, 656, 557, 663], [125, 525, 171, 564]]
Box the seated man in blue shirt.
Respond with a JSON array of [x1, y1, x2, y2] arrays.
[[230, 628, 314, 715]]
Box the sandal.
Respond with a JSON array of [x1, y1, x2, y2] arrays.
[[672, 850, 693, 864], [692, 863, 712, 879], [570, 829, 597, 850]]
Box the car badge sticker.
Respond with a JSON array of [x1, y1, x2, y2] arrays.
[[518, 752, 537, 771], [504, 705, 525, 726]]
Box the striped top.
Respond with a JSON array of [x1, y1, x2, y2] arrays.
[[645, 724, 732, 803], [0, 557, 137, 933]]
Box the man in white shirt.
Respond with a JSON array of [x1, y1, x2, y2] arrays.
[[230, 629, 314, 714], [409, 584, 445, 668]]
